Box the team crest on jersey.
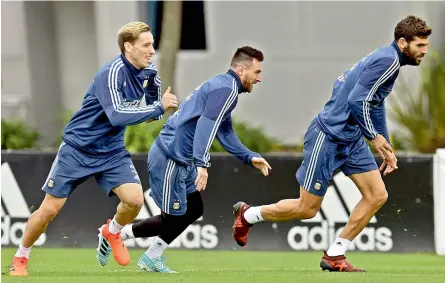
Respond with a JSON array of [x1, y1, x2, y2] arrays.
[[314, 182, 321, 190], [143, 79, 148, 88], [47, 178, 55, 188], [172, 200, 180, 210]]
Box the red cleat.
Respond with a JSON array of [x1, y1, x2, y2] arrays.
[[320, 251, 366, 272], [10, 256, 29, 276], [232, 202, 253, 247]]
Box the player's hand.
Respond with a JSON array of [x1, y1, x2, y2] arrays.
[[379, 151, 398, 176], [369, 134, 393, 161], [251, 157, 272, 176], [195, 167, 208, 191], [161, 86, 178, 111]]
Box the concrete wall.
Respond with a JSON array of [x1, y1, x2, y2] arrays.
[[1, 1, 32, 121], [2, 1, 444, 146]]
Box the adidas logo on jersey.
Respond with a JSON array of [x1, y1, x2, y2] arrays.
[[1, 163, 47, 246], [124, 189, 218, 249], [287, 172, 393, 252]]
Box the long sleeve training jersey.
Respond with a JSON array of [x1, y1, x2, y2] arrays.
[[156, 69, 260, 168], [317, 41, 409, 144], [63, 54, 164, 156]]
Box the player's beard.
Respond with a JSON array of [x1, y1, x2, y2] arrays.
[[246, 81, 254, 93], [402, 45, 421, 66]]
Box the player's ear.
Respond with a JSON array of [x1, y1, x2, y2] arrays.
[[124, 42, 133, 53], [237, 64, 245, 76], [399, 37, 408, 48]]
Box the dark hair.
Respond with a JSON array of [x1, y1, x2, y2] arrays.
[[394, 15, 432, 43], [230, 46, 264, 67]]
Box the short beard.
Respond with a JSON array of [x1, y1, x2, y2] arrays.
[[402, 45, 420, 66]]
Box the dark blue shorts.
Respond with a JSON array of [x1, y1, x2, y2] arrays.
[[41, 142, 141, 198], [296, 119, 377, 196], [147, 143, 197, 216]]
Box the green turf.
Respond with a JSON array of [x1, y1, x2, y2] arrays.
[[2, 248, 444, 283]]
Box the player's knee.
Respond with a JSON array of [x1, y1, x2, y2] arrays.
[[299, 207, 319, 219], [114, 183, 144, 209], [297, 200, 321, 219], [366, 184, 388, 208], [38, 206, 60, 223], [124, 194, 144, 210], [372, 189, 388, 208]]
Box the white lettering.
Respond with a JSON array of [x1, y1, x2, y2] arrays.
[[287, 221, 393, 252], [375, 227, 393, 251], [1, 216, 46, 246], [120, 99, 141, 108], [200, 225, 218, 249]]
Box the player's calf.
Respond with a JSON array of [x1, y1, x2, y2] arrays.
[[232, 189, 322, 246], [22, 194, 66, 247], [96, 183, 143, 266], [10, 194, 67, 276], [261, 198, 319, 221]]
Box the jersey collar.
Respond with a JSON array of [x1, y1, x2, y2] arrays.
[[227, 69, 247, 93], [391, 41, 410, 66], [120, 53, 143, 75]]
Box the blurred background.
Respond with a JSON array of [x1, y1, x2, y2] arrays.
[[2, 1, 444, 154]]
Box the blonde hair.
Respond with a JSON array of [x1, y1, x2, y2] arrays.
[[117, 22, 151, 53]]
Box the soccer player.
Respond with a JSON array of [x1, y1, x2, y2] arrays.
[[97, 46, 272, 273], [232, 15, 432, 272], [9, 22, 178, 276]]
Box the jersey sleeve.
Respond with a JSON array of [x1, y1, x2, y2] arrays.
[[216, 115, 261, 166], [193, 86, 237, 168], [95, 66, 164, 127], [347, 56, 398, 141], [370, 101, 391, 146], [144, 68, 164, 121]]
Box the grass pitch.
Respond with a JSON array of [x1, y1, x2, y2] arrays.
[[1, 248, 444, 283]]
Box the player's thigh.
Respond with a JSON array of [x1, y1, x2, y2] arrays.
[[184, 164, 198, 195], [41, 142, 90, 199], [38, 193, 68, 221], [348, 170, 387, 204], [298, 187, 324, 213], [95, 151, 143, 202], [341, 138, 378, 178], [147, 144, 188, 216], [342, 139, 386, 202], [296, 121, 337, 197], [161, 163, 188, 216], [146, 143, 169, 209]]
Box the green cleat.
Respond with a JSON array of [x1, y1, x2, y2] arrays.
[[96, 228, 112, 266], [137, 253, 178, 273]]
